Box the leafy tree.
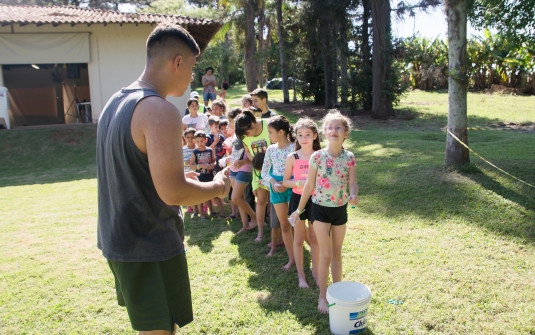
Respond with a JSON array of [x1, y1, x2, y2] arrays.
[[469, 0, 535, 45]]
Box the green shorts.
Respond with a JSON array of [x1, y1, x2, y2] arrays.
[[107, 252, 193, 332]]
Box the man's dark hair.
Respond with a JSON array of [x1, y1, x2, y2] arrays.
[[250, 88, 268, 101], [146, 24, 200, 60]]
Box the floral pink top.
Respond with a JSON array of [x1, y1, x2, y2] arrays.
[[310, 149, 356, 207]]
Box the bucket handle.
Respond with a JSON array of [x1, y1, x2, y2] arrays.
[[328, 303, 336, 307]]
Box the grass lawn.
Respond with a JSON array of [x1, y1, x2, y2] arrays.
[[1, 90, 534, 334]]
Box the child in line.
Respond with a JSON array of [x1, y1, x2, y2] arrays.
[[183, 128, 200, 218], [241, 95, 253, 109], [225, 108, 257, 233], [207, 116, 226, 173], [189, 130, 218, 220], [283, 118, 320, 288], [220, 119, 238, 219], [207, 116, 226, 217], [290, 110, 359, 314], [219, 81, 229, 101], [234, 110, 272, 242], [261, 116, 296, 269], [182, 98, 208, 131]]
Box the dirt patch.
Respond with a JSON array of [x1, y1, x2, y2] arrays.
[[487, 121, 535, 132], [50, 127, 95, 144]]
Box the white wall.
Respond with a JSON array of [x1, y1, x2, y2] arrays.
[[0, 23, 191, 123]]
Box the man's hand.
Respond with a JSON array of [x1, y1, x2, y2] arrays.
[[214, 167, 231, 198]]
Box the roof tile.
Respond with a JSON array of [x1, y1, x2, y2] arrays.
[[0, 5, 221, 26]]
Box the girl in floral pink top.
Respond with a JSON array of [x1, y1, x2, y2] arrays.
[[290, 110, 359, 314]]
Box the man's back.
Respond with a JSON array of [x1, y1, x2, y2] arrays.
[[97, 87, 185, 262]]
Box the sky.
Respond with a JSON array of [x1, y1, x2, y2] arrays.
[[119, 3, 485, 40], [391, 6, 485, 39]]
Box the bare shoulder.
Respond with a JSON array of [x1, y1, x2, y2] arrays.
[[131, 96, 182, 154]]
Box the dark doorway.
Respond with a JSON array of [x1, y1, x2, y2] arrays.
[[2, 63, 90, 127]]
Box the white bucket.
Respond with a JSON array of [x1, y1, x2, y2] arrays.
[[326, 281, 371, 335]]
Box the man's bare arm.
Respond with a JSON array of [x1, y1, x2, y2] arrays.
[[131, 97, 228, 206]]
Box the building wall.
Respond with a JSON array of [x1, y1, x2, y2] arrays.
[[0, 23, 191, 124]]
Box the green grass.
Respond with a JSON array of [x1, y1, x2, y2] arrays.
[[1, 91, 535, 334]]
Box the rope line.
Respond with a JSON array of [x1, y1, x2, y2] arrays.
[[447, 129, 534, 189]]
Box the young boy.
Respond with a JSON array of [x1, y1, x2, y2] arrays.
[[219, 119, 229, 140], [189, 130, 220, 220], [206, 116, 226, 173], [183, 128, 199, 217], [206, 116, 226, 216], [250, 88, 277, 118], [220, 119, 238, 220]]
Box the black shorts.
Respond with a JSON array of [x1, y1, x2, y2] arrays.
[[198, 173, 214, 182], [311, 202, 348, 226], [288, 192, 313, 222], [107, 252, 193, 331]]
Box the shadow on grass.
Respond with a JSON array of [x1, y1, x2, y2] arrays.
[[352, 129, 535, 244], [0, 126, 97, 188]]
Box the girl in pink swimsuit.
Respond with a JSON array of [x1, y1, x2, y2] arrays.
[[283, 118, 321, 289]]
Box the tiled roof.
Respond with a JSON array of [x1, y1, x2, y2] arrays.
[[0, 5, 220, 27]]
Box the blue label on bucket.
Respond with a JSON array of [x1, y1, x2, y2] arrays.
[[349, 327, 367, 334], [349, 308, 368, 320]]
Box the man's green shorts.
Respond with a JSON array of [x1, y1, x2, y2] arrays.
[[107, 252, 193, 332]]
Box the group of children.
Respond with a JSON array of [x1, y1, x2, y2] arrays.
[[182, 88, 359, 314]]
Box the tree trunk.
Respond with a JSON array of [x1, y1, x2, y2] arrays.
[[332, 23, 338, 106], [245, 0, 258, 92], [445, 0, 470, 166], [371, 0, 393, 118], [258, 9, 265, 88], [362, 0, 372, 110], [340, 19, 349, 105], [321, 17, 332, 108], [276, 0, 290, 103]]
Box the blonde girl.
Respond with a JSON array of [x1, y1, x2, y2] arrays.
[[290, 110, 358, 314], [283, 118, 321, 288]]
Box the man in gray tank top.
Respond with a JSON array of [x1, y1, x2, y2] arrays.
[[97, 24, 230, 334]]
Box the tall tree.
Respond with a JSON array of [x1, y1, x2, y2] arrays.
[[275, 0, 289, 102], [445, 0, 470, 166], [371, 0, 394, 118], [361, 0, 372, 110], [244, 0, 258, 92]]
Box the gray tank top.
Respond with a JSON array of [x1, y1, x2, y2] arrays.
[[97, 87, 185, 262]]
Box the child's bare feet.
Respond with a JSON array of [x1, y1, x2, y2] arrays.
[[254, 234, 263, 243], [234, 227, 248, 235], [318, 297, 329, 314], [282, 261, 295, 271], [298, 277, 309, 289], [247, 222, 258, 230], [266, 249, 275, 257]]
